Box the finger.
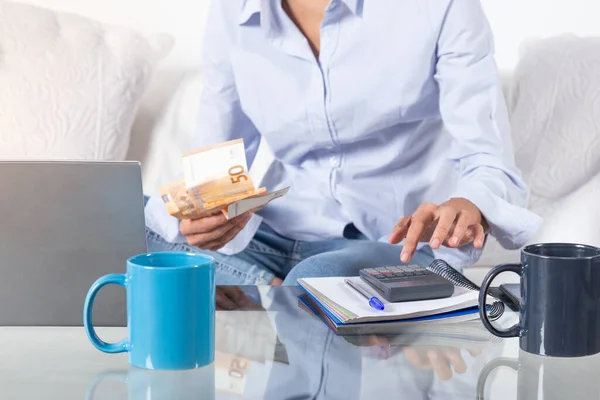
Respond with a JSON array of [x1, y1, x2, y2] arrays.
[[367, 335, 390, 347], [220, 286, 248, 306], [367, 336, 392, 359], [270, 277, 284, 286], [448, 211, 474, 248], [180, 213, 228, 236], [430, 206, 457, 250], [404, 348, 431, 369], [427, 349, 453, 381], [185, 219, 239, 248], [467, 348, 482, 357], [223, 286, 263, 310], [458, 226, 475, 247], [401, 204, 436, 263], [187, 213, 252, 248], [215, 288, 237, 310], [473, 224, 486, 248], [444, 348, 467, 374], [203, 221, 247, 251], [389, 217, 411, 244]]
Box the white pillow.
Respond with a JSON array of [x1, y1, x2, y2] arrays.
[[0, 1, 173, 160], [141, 71, 205, 194], [509, 35, 600, 200], [475, 35, 600, 267]]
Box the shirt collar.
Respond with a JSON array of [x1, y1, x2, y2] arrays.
[[342, 0, 361, 15], [239, 0, 261, 25], [239, 0, 362, 25]]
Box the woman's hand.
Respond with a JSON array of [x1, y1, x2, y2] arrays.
[[216, 286, 264, 311], [389, 198, 488, 263], [403, 347, 482, 381], [361, 336, 482, 381], [180, 212, 252, 251]]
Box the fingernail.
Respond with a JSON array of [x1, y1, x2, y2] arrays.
[[401, 252, 409, 263], [431, 238, 440, 248], [451, 236, 459, 246]]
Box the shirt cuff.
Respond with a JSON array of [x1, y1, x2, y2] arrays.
[[216, 213, 262, 255], [452, 181, 543, 250], [145, 194, 187, 243]]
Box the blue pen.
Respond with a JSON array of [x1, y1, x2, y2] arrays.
[[344, 279, 385, 311]]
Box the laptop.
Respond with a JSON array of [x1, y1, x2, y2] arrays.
[[0, 161, 147, 326]]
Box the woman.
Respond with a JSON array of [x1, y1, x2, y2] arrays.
[[145, 0, 541, 286]]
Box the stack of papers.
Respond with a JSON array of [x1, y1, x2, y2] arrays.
[[339, 320, 502, 348], [298, 277, 481, 335]]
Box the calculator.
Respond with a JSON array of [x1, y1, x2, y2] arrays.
[[359, 265, 455, 303]]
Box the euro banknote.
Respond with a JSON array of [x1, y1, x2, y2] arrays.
[[159, 139, 288, 220]]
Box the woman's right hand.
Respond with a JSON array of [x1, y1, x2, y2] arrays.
[[180, 211, 252, 251]]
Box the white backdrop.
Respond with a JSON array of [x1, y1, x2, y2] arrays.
[[11, 0, 600, 71], [482, 0, 600, 69]]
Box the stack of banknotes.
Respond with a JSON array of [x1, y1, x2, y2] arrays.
[[160, 139, 289, 220]]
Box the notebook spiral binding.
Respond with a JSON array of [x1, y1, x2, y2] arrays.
[[426, 259, 505, 321]]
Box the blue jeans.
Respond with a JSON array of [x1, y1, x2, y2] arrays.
[[145, 201, 435, 286]]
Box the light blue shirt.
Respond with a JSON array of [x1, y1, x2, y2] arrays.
[[146, 0, 542, 267]]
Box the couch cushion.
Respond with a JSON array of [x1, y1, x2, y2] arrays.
[[476, 35, 600, 266], [508, 35, 600, 201], [0, 1, 173, 160]]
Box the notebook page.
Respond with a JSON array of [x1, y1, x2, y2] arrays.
[[299, 277, 479, 323]]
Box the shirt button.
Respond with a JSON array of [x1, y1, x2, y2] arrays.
[[329, 156, 338, 166]]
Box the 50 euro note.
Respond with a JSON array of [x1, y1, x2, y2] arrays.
[[183, 139, 256, 204], [159, 139, 289, 220]]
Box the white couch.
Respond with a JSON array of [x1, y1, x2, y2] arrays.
[[2, 1, 599, 268]]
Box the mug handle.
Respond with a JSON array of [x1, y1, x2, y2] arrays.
[[83, 274, 129, 353], [478, 264, 522, 338], [476, 357, 519, 399]]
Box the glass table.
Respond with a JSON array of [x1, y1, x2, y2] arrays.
[[1, 286, 599, 399]]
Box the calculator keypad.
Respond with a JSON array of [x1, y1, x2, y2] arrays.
[[363, 265, 430, 281]]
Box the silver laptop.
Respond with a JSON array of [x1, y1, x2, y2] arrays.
[[0, 161, 147, 326]]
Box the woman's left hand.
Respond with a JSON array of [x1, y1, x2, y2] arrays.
[[389, 198, 488, 263]]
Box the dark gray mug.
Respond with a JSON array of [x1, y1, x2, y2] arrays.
[[478, 243, 600, 357]]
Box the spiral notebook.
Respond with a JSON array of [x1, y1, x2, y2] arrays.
[[298, 276, 481, 325], [298, 293, 481, 335], [297, 259, 511, 331]]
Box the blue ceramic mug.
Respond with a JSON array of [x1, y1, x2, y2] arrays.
[[83, 252, 216, 370]]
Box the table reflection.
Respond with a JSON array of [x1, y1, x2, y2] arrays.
[[85, 365, 215, 400], [215, 286, 503, 399], [478, 350, 600, 400], [86, 286, 505, 400]]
